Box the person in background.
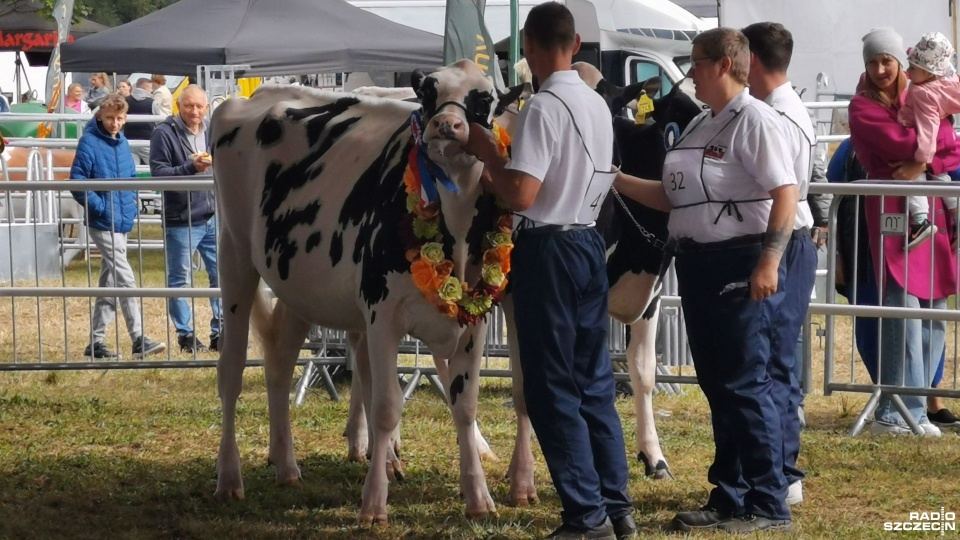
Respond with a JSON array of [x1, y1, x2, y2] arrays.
[[742, 21, 816, 509], [86, 72, 111, 110], [116, 80, 132, 98], [848, 27, 958, 436], [124, 78, 161, 166], [615, 27, 798, 534], [150, 85, 221, 354], [65, 83, 90, 114], [151, 74, 174, 116], [70, 93, 166, 360], [897, 31, 960, 248]]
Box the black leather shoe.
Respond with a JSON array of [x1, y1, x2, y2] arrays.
[[544, 519, 616, 540], [670, 506, 732, 531], [208, 332, 221, 352], [718, 515, 795, 534], [610, 513, 637, 539]]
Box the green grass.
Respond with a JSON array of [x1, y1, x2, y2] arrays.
[[0, 369, 958, 539]]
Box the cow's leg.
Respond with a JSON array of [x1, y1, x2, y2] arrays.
[[433, 355, 497, 462], [264, 302, 311, 485], [353, 333, 402, 476], [214, 232, 261, 501], [503, 297, 538, 506], [358, 326, 404, 526], [448, 324, 497, 518], [344, 332, 369, 462], [627, 300, 673, 480]]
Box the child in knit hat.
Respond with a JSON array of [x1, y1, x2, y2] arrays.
[[898, 31, 960, 250]]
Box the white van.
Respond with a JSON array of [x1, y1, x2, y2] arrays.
[[349, 0, 709, 95]]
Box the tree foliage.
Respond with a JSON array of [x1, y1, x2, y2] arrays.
[[0, 0, 177, 27]]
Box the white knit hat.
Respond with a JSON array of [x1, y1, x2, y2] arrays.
[[908, 31, 957, 77], [862, 28, 908, 68]]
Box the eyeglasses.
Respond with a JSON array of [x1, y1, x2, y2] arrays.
[[690, 56, 719, 68]]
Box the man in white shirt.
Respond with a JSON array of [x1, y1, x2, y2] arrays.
[[464, 3, 634, 539], [743, 21, 818, 508]]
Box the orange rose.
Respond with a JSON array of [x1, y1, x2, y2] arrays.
[[405, 248, 420, 263], [435, 260, 454, 280], [438, 301, 459, 318], [411, 259, 438, 293], [403, 167, 418, 195], [496, 244, 512, 274], [483, 248, 501, 266]]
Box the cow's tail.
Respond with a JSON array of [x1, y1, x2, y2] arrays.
[[250, 287, 280, 352]]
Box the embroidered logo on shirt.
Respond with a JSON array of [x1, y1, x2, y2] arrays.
[[704, 144, 727, 161]]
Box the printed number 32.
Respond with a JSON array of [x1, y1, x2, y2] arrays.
[[669, 172, 685, 190]]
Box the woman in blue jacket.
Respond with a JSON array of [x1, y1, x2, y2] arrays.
[[71, 93, 165, 360]]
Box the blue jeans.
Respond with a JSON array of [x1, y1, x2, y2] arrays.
[[875, 280, 945, 425], [165, 218, 221, 338]]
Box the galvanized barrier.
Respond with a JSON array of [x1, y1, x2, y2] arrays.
[[813, 180, 960, 436]]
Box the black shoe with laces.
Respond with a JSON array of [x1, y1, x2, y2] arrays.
[[132, 336, 166, 358], [543, 519, 616, 540], [717, 514, 795, 534], [610, 513, 637, 539], [178, 333, 209, 353], [929, 408, 960, 427], [670, 506, 732, 531], [907, 219, 936, 250], [209, 333, 221, 352], [84, 342, 118, 360]]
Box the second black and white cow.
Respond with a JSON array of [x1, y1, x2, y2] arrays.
[[210, 60, 522, 524]]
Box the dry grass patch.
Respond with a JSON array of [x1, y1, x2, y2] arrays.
[[0, 369, 958, 539]]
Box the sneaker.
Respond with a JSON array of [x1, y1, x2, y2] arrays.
[[919, 418, 943, 437], [718, 514, 795, 534], [870, 420, 912, 435], [543, 519, 615, 540], [906, 220, 936, 251], [929, 408, 960, 428], [178, 333, 209, 353], [670, 506, 732, 531], [132, 336, 166, 358], [610, 513, 637, 540], [83, 342, 118, 360], [209, 333, 221, 352], [786, 480, 803, 506]]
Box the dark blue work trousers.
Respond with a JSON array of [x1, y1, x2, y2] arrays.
[[675, 241, 790, 521], [770, 231, 816, 486], [511, 227, 633, 530]]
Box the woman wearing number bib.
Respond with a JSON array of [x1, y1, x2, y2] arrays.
[[847, 28, 959, 435], [614, 27, 798, 534]]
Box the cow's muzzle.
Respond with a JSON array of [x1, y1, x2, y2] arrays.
[[428, 111, 467, 142]]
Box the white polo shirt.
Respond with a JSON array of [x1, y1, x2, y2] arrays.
[[663, 88, 797, 243], [506, 70, 615, 226], [765, 82, 816, 230]]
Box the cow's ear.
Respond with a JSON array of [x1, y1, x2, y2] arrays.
[[494, 83, 527, 117], [411, 69, 426, 94], [641, 76, 662, 99]]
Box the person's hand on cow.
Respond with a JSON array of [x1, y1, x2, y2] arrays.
[[462, 123, 499, 164]]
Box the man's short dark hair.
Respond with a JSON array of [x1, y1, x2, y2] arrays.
[[523, 2, 575, 50], [741, 22, 793, 72]]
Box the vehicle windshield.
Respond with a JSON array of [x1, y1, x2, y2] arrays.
[[675, 56, 692, 77]]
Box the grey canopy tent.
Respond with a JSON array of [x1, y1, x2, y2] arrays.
[[61, 0, 443, 77]]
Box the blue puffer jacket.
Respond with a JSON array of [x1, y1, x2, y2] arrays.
[[70, 119, 139, 233]]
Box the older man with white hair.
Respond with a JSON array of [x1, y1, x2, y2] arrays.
[[150, 85, 221, 354]]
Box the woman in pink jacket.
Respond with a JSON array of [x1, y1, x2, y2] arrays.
[[848, 28, 960, 436]]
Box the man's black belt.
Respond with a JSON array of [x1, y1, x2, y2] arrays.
[[516, 223, 593, 236], [668, 232, 765, 255]]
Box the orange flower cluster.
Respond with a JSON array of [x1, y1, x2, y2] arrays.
[[404, 121, 513, 325]]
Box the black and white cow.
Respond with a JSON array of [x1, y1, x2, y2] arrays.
[[210, 60, 522, 524]]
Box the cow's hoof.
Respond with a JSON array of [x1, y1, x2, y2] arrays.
[[213, 487, 245, 501], [347, 449, 367, 462], [277, 472, 303, 487], [637, 451, 675, 481], [509, 492, 539, 507], [466, 497, 497, 518], [357, 511, 389, 527], [386, 460, 404, 483]]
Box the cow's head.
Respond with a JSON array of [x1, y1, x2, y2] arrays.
[[412, 60, 524, 163]]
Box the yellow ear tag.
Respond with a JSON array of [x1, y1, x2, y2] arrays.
[[634, 93, 655, 125]]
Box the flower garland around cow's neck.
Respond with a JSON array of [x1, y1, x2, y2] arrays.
[[403, 116, 513, 326]]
